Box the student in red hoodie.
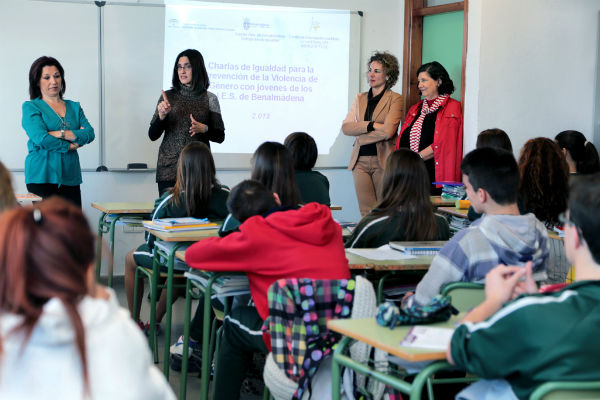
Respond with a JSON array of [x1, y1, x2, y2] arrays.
[[185, 179, 349, 399]]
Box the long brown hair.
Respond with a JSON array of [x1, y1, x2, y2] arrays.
[[0, 161, 17, 212], [0, 197, 94, 390], [518, 137, 569, 226], [251, 142, 300, 207], [373, 149, 438, 240], [171, 142, 219, 217]]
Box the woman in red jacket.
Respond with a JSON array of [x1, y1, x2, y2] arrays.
[[395, 61, 463, 193]]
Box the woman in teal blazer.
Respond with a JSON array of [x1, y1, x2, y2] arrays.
[[22, 56, 95, 207]]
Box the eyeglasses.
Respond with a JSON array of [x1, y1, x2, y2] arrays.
[[176, 64, 192, 71]]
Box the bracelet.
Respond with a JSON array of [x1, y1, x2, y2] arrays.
[[60, 129, 65, 139]]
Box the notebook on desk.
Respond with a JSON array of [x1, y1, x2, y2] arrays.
[[389, 241, 447, 255]]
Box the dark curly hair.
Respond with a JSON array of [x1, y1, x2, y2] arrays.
[[417, 61, 454, 96], [518, 138, 569, 227], [368, 51, 399, 89]]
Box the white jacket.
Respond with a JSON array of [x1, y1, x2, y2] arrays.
[[0, 289, 175, 400]]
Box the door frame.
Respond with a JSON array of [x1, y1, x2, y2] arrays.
[[401, 0, 468, 116]]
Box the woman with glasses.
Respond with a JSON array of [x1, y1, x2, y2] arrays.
[[149, 49, 225, 195], [22, 56, 95, 207]]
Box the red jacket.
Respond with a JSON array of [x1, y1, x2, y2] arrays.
[[395, 97, 463, 183], [185, 203, 350, 323]]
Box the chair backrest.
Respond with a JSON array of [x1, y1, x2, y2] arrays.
[[529, 381, 600, 400], [440, 282, 485, 312]]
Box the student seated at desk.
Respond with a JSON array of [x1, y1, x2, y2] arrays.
[[448, 173, 600, 400], [220, 141, 301, 234], [183, 179, 349, 400], [0, 198, 174, 399], [345, 149, 449, 248], [403, 147, 549, 307], [284, 131, 331, 206], [467, 128, 513, 221], [0, 161, 18, 212], [124, 142, 229, 331], [555, 130, 600, 176]]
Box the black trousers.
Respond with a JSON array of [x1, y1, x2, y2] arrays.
[[26, 183, 81, 208], [213, 306, 268, 399]]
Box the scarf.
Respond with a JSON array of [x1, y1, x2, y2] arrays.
[[408, 94, 449, 152]]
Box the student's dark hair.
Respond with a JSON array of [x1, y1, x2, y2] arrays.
[[461, 147, 519, 205], [368, 51, 400, 89], [171, 142, 219, 217], [172, 49, 210, 94], [284, 132, 318, 171], [568, 173, 600, 264], [251, 142, 300, 207], [518, 138, 569, 227], [417, 61, 454, 95], [226, 180, 278, 223], [0, 197, 94, 392], [373, 149, 439, 240], [555, 130, 600, 175], [28, 56, 66, 99], [476, 128, 513, 152], [0, 161, 17, 212]]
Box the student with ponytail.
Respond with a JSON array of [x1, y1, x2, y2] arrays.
[[555, 130, 600, 175], [0, 198, 174, 399]]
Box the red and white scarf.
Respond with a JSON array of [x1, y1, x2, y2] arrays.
[[409, 94, 449, 152]]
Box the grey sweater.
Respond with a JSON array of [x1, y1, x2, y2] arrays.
[[149, 86, 225, 182]]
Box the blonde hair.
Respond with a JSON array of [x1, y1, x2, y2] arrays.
[[0, 162, 17, 212]]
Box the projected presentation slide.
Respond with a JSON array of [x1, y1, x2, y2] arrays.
[[164, 1, 351, 155]]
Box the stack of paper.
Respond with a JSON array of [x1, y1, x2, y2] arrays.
[[449, 216, 470, 233], [435, 182, 466, 200], [143, 217, 218, 232], [185, 271, 250, 297]]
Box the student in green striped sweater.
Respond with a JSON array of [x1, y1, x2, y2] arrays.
[[448, 173, 600, 400]]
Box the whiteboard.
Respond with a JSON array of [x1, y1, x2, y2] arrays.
[[0, 0, 100, 170]]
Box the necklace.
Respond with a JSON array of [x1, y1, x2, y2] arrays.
[[45, 99, 68, 130]]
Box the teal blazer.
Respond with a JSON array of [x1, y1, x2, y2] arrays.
[[22, 98, 95, 185]]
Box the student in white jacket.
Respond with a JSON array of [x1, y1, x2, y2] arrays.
[[0, 197, 175, 400]]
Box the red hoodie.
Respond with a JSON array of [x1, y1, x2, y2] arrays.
[[185, 202, 350, 322]]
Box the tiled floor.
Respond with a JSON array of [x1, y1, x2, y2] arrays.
[[110, 277, 263, 400]]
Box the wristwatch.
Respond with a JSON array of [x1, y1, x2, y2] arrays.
[[60, 129, 65, 139]]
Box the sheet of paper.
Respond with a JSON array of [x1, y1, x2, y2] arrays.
[[400, 326, 454, 350], [346, 245, 417, 260]]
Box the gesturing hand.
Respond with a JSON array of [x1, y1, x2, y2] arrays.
[[157, 90, 171, 120], [189, 114, 208, 136], [484, 265, 527, 307]]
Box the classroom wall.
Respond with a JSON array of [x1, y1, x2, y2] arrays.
[[10, 0, 405, 276], [463, 0, 600, 155]]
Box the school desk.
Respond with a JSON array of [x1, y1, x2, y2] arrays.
[[430, 196, 455, 207], [436, 206, 469, 219], [328, 315, 469, 400], [330, 204, 342, 210], [92, 202, 154, 287], [141, 226, 220, 378], [346, 250, 436, 303]]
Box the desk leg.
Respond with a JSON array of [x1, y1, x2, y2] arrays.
[[200, 274, 219, 400], [180, 278, 193, 400], [107, 215, 123, 288], [149, 250, 160, 364], [163, 243, 182, 379], [95, 212, 106, 282], [377, 271, 394, 304], [331, 336, 351, 400]]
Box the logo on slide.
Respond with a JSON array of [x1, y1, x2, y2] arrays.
[[242, 18, 270, 30]]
